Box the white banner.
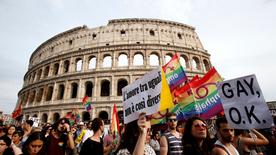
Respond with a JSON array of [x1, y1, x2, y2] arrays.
[[122, 68, 162, 124], [217, 74, 273, 129]]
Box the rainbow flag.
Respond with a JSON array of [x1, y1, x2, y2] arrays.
[[162, 54, 187, 91], [151, 67, 223, 124], [177, 67, 223, 120], [82, 96, 92, 112], [111, 103, 120, 142]]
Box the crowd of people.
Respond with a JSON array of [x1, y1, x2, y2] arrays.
[[0, 113, 276, 155]]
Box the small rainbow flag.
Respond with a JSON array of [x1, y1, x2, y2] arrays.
[[111, 103, 120, 142], [82, 96, 92, 112], [162, 54, 187, 91]]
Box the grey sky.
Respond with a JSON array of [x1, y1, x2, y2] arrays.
[[0, 0, 275, 114]]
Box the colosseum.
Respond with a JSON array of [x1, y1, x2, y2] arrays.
[[16, 18, 212, 124]]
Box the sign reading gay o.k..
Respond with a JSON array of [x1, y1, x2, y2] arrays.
[[217, 74, 273, 129], [122, 68, 173, 124]]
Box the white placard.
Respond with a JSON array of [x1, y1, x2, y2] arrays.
[[122, 68, 162, 124], [217, 74, 273, 129]]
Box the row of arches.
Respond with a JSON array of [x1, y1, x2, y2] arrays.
[[27, 110, 124, 124], [26, 52, 210, 85], [21, 79, 128, 106]]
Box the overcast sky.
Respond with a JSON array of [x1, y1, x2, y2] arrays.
[[0, 0, 275, 114]]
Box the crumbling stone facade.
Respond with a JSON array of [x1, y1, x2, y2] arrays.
[[17, 18, 212, 124]]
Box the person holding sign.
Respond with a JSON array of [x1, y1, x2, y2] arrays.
[[212, 117, 240, 155], [233, 129, 268, 155], [115, 113, 155, 155], [182, 116, 213, 155]]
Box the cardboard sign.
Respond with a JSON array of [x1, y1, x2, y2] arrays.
[[217, 74, 273, 129], [122, 68, 173, 124]]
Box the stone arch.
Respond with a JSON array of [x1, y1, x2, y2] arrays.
[[180, 55, 189, 68], [37, 69, 42, 81], [29, 90, 36, 104], [133, 52, 144, 66], [33, 114, 38, 117], [82, 111, 91, 122], [203, 59, 210, 72], [118, 110, 124, 123], [53, 113, 60, 123], [99, 111, 108, 122], [192, 56, 201, 70], [41, 113, 48, 123], [117, 79, 128, 96], [63, 60, 70, 73], [88, 56, 97, 69], [53, 63, 59, 75], [76, 58, 82, 71], [149, 52, 160, 66], [57, 84, 65, 100], [71, 82, 78, 98], [100, 80, 110, 96], [46, 86, 53, 101], [85, 81, 93, 97], [164, 53, 173, 64], [103, 54, 112, 68], [118, 53, 128, 67], [43, 66, 50, 78], [36, 88, 44, 103], [32, 72, 36, 82]]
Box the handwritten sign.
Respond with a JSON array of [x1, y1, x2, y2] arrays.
[[217, 74, 273, 129], [122, 68, 173, 124]]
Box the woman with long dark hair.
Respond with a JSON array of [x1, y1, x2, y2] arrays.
[[22, 132, 46, 155], [115, 113, 155, 155], [182, 116, 212, 155]]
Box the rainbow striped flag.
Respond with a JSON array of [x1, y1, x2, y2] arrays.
[[82, 96, 92, 112], [151, 67, 223, 124], [111, 103, 120, 142], [162, 54, 187, 91], [176, 67, 223, 120]]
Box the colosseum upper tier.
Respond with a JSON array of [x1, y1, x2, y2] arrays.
[[17, 18, 212, 124]]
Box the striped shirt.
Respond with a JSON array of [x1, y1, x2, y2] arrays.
[[164, 132, 183, 155]]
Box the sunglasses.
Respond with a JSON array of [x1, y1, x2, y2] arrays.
[[193, 123, 207, 128], [168, 118, 177, 122]]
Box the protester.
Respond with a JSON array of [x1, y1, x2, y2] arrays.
[[22, 132, 46, 155], [233, 129, 268, 155], [0, 127, 7, 138], [212, 117, 239, 155], [81, 120, 94, 143], [160, 112, 183, 155], [0, 135, 14, 155], [22, 120, 33, 143], [182, 116, 213, 155], [115, 113, 155, 155], [12, 130, 24, 149], [45, 118, 74, 155], [7, 126, 16, 140], [103, 128, 115, 155], [80, 118, 105, 155], [149, 131, 160, 155]]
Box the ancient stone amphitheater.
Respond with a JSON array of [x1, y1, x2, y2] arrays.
[[17, 18, 212, 124]]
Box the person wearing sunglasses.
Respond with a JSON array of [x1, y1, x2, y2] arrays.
[[160, 112, 183, 155], [182, 116, 213, 155]]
